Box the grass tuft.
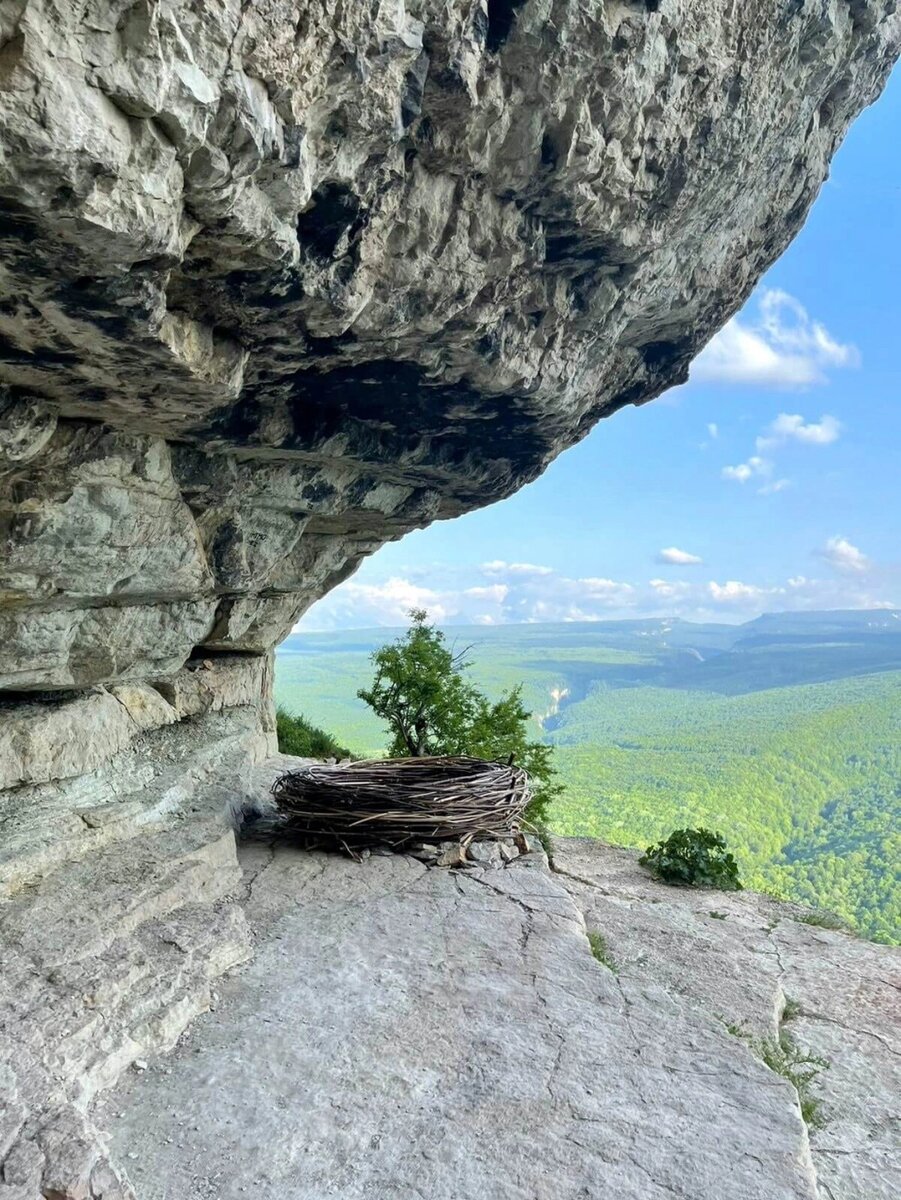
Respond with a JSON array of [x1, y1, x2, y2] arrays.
[[755, 1033, 828, 1131], [586, 930, 619, 974], [782, 996, 802, 1022], [531, 822, 555, 864], [799, 908, 852, 933]]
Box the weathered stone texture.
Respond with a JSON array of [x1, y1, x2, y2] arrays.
[[0, 691, 279, 1199], [91, 822, 899, 1200], [553, 839, 901, 1200]]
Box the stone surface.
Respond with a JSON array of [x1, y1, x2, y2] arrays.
[[92, 824, 896, 1200], [553, 839, 901, 1200], [0, 648, 277, 1195], [3, 764, 898, 1200], [1, 1, 899, 689], [0, 743, 274, 1198]]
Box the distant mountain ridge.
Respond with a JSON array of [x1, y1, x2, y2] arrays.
[[280, 610, 901, 697]]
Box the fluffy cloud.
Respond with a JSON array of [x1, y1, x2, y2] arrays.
[[296, 553, 896, 631], [464, 584, 509, 603], [707, 580, 781, 604], [756, 413, 841, 450], [649, 578, 692, 601], [693, 289, 859, 388], [578, 577, 635, 598], [722, 410, 839, 493], [318, 576, 454, 626], [656, 546, 703, 565], [818, 536, 870, 574], [721, 456, 771, 483]]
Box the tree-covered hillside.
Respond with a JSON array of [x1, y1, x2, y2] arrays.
[[275, 612, 901, 943]]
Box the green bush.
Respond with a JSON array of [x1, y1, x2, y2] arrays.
[[276, 708, 353, 760], [640, 827, 742, 891]]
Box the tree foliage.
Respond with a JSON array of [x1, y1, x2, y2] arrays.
[[357, 609, 561, 824], [640, 827, 743, 890]]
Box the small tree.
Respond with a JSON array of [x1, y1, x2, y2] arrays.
[[357, 609, 560, 824]]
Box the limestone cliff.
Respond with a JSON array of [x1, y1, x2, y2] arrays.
[[2, 3, 901, 1198], [2, 1, 899, 692]]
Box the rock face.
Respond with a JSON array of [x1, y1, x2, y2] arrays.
[[553, 840, 901, 1200], [93, 824, 899, 1200], [2, 4, 901, 1197], [1, 1, 900, 696], [3, 757, 900, 1200], [0, 672, 279, 1199]]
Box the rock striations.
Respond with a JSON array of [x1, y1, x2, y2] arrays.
[[1, 2, 900, 1198]]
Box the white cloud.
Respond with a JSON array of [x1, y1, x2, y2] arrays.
[[756, 413, 841, 450], [464, 584, 509, 603], [656, 546, 703, 565], [306, 576, 454, 627], [295, 552, 897, 631], [481, 560, 553, 577], [692, 288, 858, 388], [707, 423, 719, 439], [721, 456, 771, 483], [708, 580, 782, 604], [818, 536, 870, 574], [722, 412, 838, 495], [649, 578, 692, 600], [574, 577, 636, 605]]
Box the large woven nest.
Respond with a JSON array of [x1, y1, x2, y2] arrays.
[[271, 756, 531, 851]]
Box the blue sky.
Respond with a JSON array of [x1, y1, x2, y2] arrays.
[[301, 70, 901, 631]]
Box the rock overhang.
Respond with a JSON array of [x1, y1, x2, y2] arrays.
[[1, 0, 900, 689]]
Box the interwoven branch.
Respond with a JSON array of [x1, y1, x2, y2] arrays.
[[272, 756, 531, 850]]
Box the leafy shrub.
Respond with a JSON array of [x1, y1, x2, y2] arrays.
[[276, 708, 353, 760], [640, 827, 742, 891], [358, 609, 561, 825]]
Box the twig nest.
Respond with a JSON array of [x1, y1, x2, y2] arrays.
[[271, 755, 531, 853]]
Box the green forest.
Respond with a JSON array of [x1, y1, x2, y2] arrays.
[[275, 612, 901, 944]]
